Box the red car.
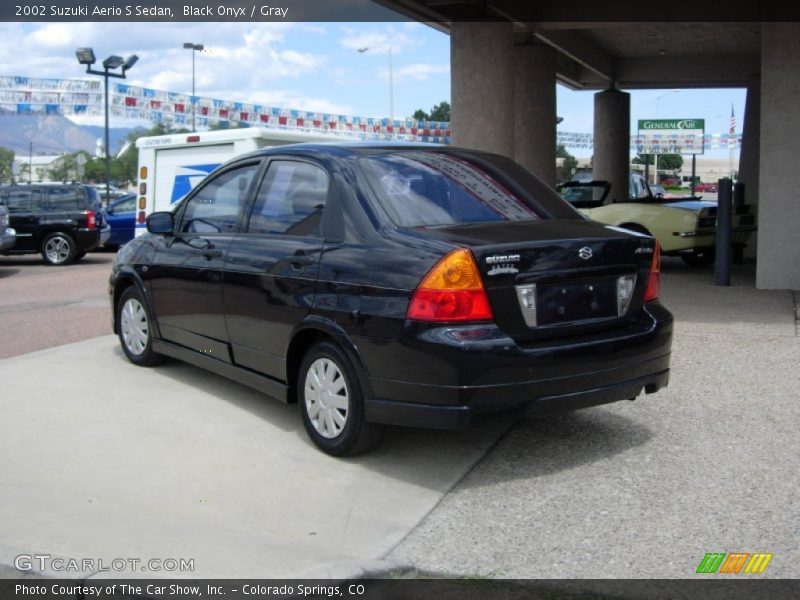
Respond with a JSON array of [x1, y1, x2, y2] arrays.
[[693, 182, 718, 193]]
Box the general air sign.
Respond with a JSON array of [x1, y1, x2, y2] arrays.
[[636, 119, 705, 155]]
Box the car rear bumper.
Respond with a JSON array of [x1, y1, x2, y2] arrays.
[[359, 302, 673, 429], [75, 228, 101, 251]]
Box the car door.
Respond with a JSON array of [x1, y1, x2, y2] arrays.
[[147, 160, 262, 362], [3, 188, 44, 252], [222, 159, 328, 380], [107, 195, 137, 245]]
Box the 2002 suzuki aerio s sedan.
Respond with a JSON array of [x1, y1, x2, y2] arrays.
[[111, 144, 672, 456]]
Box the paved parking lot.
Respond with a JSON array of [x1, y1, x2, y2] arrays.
[[389, 260, 800, 578], [0, 255, 797, 581], [0, 252, 114, 359]]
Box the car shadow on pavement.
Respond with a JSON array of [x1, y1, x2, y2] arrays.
[[457, 407, 654, 488], [0, 267, 19, 278], [110, 345, 519, 489], [112, 345, 302, 434]]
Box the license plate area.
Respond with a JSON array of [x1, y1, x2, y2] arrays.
[[536, 278, 618, 326]]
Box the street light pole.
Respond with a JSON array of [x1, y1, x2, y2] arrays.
[[653, 89, 680, 185], [357, 45, 394, 123], [183, 43, 204, 132], [75, 48, 138, 206]]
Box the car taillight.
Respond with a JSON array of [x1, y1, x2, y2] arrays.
[[407, 248, 493, 322], [644, 241, 661, 302], [86, 210, 96, 229]]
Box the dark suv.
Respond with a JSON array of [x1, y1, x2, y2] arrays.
[[0, 183, 109, 265]]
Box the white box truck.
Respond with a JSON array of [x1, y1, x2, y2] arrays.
[[134, 127, 355, 236]]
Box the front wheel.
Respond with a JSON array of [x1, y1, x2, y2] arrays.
[[117, 287, 163, 366], [41, 232, 76, 265], [299, 341, 382, 456]]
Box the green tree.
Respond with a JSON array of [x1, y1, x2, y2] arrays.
[[412, 101, 451, 122], [0, 146, 14, 184], [556, 144, 578, 183], [633, 153, 683, 170], [429, 101, 451, 122]]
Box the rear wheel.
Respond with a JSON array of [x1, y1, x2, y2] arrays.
[[681, 248, 716, 267], [41, 232, 76, 265], [298, 341, 382, 456], [117, 287, 163, 366]]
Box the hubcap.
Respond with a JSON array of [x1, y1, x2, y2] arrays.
[[120, 297, 149, 356], [45, 236, 71, 263], [304, 358, 349, 439]]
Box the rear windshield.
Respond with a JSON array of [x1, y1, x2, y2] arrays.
[[359, 151, 576, 227]]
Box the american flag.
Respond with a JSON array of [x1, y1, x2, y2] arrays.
[[730, 103, 736, 136]]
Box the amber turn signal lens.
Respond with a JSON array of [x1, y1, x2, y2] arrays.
[[407, 248, 493, 322]]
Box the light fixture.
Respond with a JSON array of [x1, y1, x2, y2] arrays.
[[122, 54, 138, 72], [75, 48, 96, 65], [183, 43, 204, 132], [102, 55, 125, 69], [75, 47, 138, 207]]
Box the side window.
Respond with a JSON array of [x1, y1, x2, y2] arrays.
[[7, 190, 41, 212], [247, 161, 328, 237], [115, 197, 137, 212], [48, 188, 82, 210], [179, 163, 259, 234]]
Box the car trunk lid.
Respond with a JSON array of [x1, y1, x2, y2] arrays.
[[413, 219, 657, 341]]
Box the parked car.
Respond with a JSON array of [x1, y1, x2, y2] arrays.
[[649, 184, 687, 200], [693, 182, 718, 193], [0, 205, 15, 252], [0, 183, 110, 265], [105, 193, 137, 249], [558, 174, 756, 266], [111, 144, 673, 456]]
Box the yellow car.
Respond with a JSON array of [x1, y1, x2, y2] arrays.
[[557, 176, 756, 267]]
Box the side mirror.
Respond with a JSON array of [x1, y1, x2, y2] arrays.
[[106, 207, 114, 215], [146, 211, 174, 235]]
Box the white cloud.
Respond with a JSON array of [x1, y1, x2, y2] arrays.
[[338, 25, 421, 54], [391, 63, 450, 82]]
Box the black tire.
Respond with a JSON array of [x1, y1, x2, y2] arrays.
[[116, 286, 164, 366], [41, 232, 77, 266], [298, 341, 382, 456], [681, 248, 716, 267]]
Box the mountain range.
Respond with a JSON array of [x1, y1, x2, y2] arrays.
[[0, 110, 137, 157]]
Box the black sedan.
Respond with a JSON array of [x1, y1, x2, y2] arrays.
[[110, 144, 672, 456]]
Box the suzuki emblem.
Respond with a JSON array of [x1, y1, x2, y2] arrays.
[[578, 246, 593, 260]]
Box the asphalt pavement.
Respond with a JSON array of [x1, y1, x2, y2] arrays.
[[387, 259, 800, 579], [0, 256, 797, 582]]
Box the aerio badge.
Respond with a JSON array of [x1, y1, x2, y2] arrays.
[[578, 246, 593, 260], [486, 253, 520, 276]]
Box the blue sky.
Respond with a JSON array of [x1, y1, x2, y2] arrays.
[[0, 21, 745, 158]]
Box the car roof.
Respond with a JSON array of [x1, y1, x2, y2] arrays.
[[234, 142, 483, 162]]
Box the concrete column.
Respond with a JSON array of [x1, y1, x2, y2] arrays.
[[514, 43, 557, 186], [738, 78, 760, 260], [757, 24, 800, 290], [593, 89, 631, 204], [451, 22, 515, 158]]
